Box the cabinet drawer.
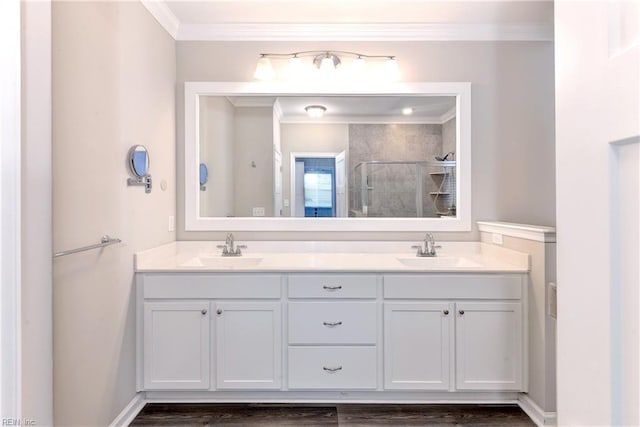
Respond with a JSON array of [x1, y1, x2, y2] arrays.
[[288, 275, 377, 299], [288, 346, 377, 389], [288, 302, 377, 344], [142, 274, 281, 299], [383, 275, 522, 299]]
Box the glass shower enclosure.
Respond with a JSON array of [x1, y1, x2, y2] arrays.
[[351, 160, 456, 218]]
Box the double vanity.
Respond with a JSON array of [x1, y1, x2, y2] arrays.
[[135, 238, 529, 403]]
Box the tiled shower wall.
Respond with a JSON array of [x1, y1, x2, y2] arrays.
[[348, 123, 450, 217]]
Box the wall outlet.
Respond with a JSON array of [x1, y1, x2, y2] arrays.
[[492, 233, 503, 245], [252, 207, 265, 217], [283, 199, 290, 207], [168, 215, 175, 232]]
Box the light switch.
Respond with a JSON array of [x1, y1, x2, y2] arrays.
[[283, 199, 290, 207], [168, 215, 175, 232], [252, 207, 265, 217]]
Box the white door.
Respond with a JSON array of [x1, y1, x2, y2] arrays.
[[215, 301, 282, 389], [383, 302, 452, 390], [143, 301, 210, 390], [455, 302, 522, 391], [335, 150, 347, 217], [273, 149, 282, 217]]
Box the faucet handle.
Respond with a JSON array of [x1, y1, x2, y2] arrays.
[[235, 244, 247, 255], [411, 245, 425, 256]]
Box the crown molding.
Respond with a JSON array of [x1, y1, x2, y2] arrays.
[[140, 0, 179, 39], [176, 22, 553, 42]]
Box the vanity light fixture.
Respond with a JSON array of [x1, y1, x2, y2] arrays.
[[305, 105, 327, 118], [402, 107, 414, 115], [253, 50, 398, 81]]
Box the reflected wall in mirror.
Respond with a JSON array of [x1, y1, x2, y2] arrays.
[[198, 95, 458, 219], [184, 82, 471, 232]]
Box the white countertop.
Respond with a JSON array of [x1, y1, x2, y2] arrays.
[[135, 241, 529, 273]]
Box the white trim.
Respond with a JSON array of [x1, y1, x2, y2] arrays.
[[477, 221, 556, 243], [176, 22, 553, 42], [517, 394, 557, 426], [140, 0, 179, 39], [439, 107, 456, 124], [109, 392, 147, 427], [0, 0, 22, 419], [184, 81, 472, 232]]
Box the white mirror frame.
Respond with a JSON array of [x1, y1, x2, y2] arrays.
[[185, 81, 471, 232]]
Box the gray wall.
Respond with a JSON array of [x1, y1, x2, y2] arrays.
[[233, 107, 274, 216], [176, 41, 555, 240], [199, 96, 234, 217], [442, 117, 456, 156], [52, 2, 176, 425]]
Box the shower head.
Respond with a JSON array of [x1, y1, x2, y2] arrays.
[[435, 152, 455, 161]]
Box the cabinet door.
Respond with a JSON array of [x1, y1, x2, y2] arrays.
[[455, 302, 523, 391], [215, 301, 282, 389], [143, 301, 210, 390], [384, 302, 453, 390]]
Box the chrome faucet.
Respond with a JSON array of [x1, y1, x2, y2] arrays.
[[412, 233, 440, 257], [217, 232, 247, 257]]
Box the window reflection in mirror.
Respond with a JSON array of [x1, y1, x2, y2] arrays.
[[198, 95, 457, 219]]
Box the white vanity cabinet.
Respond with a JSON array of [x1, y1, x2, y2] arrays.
[[137, 270, 527, 398], [287, 274, 379, 390], [455, 301, 523, 391], [137, 273, 282, 392], [215, 301, 282, 389], [383, 302, 453, 390], [383, 274, 526, 393], [143, 301, 211, 390]]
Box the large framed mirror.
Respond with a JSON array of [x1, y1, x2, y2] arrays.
[[185, 82, 470, 231]]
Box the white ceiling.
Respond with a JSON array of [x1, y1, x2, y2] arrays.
[[226, 95, 457, 123], [142, 0, 554, 41]]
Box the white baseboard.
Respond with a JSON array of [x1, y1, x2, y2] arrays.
[[109, 392, 147, 427], [517, 393, 557, 426]]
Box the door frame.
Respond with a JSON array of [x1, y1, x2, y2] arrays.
[[289, 151, 342, 218]]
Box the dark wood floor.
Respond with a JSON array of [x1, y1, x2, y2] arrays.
[[130, 403, 535, 426]]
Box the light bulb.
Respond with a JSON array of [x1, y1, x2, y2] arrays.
[[254, 56, 275, 80], [383, 57, 400, 81], [402, 107, 413, 115], [320, 56, 335, 73], [351, 57, 367, 77], [288, 56, 303, 79]]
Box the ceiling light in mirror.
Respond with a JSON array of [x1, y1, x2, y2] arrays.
[[402, 107, 413, 115], [305, 105, 327, 118]]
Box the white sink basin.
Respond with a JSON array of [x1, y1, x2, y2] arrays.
[[181, 256, 263, 268], [396, 256, 482, 268]]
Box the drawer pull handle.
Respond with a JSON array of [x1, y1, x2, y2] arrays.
[[322, 321, 343, 327], [443, 310, 449, 316], [323, 366, 343, 372], [323, 285, 342, 290], [459, 310, 465, 316], [201, 309, 208, 315]]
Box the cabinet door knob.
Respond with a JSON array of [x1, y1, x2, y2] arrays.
[[443, 310, 449, 316], [201, 309, 208, 315], [459, 310, 465, 316], [216, 309, 223, 315], [323, 366, 343, 372], [322, 321, 343, 327], [323, 285, 342, 290]]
